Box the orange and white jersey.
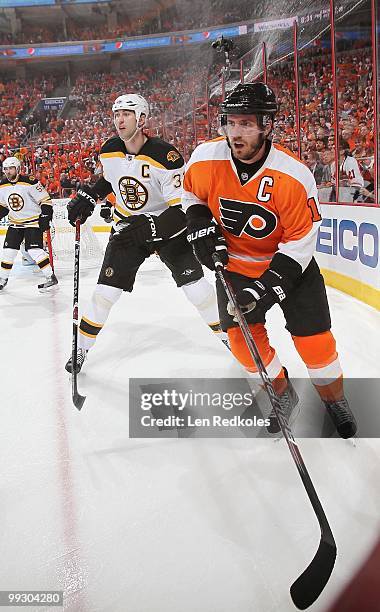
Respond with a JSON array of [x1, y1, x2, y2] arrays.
[[183, 137, 322, 277], [341, 155, 364, 188]]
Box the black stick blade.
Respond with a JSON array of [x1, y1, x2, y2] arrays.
[[72, 375, 86, 410], [73, 392, 86, 411], [290, 537, 337, 610]]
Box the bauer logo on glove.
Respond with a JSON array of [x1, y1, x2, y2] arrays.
[[186, 225, 216, 242]]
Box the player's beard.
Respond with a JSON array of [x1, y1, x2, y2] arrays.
[[230, 133, 266, 162], [5, 169, 18, 182]]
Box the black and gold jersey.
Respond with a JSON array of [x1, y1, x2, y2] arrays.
[[0, 175, 52, 228], [99, 136, 184, 225]]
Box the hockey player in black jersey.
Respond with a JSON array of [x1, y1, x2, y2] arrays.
[[0, 156, 58, 292], [65, 93, 228, 373]]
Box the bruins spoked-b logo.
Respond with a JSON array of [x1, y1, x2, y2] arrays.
[[119, 176, 148, 211], [219, 198, 277, 239], [8, 193, 24, 212]]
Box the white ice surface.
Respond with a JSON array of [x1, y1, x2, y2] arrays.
[[1, 244, 380, 612]]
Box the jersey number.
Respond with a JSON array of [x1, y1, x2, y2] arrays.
[[173, 174, 182, 188], [307, 196, 322, 222]]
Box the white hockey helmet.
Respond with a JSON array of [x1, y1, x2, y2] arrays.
[[112, 94, 149, 127], [3, 156, 21, 172]]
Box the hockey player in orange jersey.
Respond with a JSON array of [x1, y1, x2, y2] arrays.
[[184, 82, 357, 438]]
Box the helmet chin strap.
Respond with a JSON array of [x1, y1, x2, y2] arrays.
[[120, 114, 146, 145]]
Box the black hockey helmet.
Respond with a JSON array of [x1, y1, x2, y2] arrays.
[[220, 82, 278, 118]]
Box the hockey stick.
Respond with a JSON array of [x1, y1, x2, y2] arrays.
[[71, 218, 86, 410], [45, 228, 55, 274], [212, 253, 336, 610]]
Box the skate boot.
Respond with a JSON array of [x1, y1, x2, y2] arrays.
[[324, 397, 357, 438], [65, 348, 88, 374], [0, 278, 8, 290], [267, 369, 299, 434], [38, 273, 58, 292]]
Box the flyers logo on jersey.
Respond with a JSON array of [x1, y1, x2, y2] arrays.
[[167, 150, 180, 163], [219, 198, 277, 239]]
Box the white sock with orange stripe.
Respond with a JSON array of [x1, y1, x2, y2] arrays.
[[78, 283, 122, 351]]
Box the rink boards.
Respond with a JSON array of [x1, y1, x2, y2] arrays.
[[1, 200, 379, 310], [316, 204, 380, 310]]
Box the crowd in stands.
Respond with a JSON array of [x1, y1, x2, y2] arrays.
[[267, 43, 376, 201], [0, 43, 377, 203], [0, 76, 59, 149], [0, 0, 271, 46]]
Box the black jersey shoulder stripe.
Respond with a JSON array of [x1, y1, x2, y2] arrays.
[[138, 137, 184, 170], [0, 175, 37, 186], [100, 135, 127, 155]]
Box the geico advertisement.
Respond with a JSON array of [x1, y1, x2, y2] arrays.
[[316, 204, 380, 290]]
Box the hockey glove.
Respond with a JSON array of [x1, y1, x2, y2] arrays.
[[112, 214, 159, 248], [100, 200, 113, 223], [186, 206, 228, 271], [227, 268, 289, 321], [67, 185, 97, 227], [38, 204, 53, 232], [112, 208, 187, 248]]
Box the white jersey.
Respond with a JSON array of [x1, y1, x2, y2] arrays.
[[341, 155, 364, 188], [0, 175, 52, 228], [99, 136, 184, 226]]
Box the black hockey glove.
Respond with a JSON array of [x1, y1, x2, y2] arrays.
[[227, 269, 289, 321], [67, 185, 97, 227], [100, 200, 113, 223], [112, 208, 187, 248], [38, 204, 53, 232], [112, 214, 159, 248], [186, 205, 228, 271], [227, 253, 303, 320], [0, 205, 9, 221]]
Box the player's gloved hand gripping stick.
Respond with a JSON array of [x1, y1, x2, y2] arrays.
[[212, 251, 336, 611]]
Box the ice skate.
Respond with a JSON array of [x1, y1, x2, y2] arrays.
[[267, 370, 299, 434], [324, 397, 357, 439], [38, 273, 58, 292], [65, 348, 88, 374]]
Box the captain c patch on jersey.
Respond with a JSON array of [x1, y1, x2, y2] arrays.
[[219, 198, 277, 239]]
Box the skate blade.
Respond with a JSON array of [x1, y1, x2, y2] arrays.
[[38, 284, 59, 293]]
